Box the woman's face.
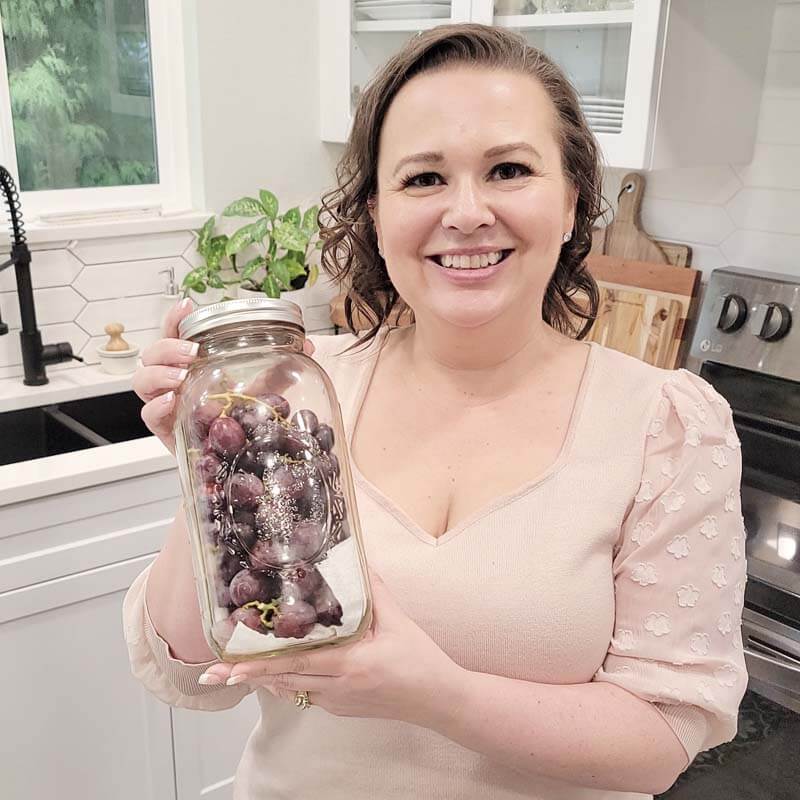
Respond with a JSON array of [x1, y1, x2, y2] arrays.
[[372, 66, 576, 330]]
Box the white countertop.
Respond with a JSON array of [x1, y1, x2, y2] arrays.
[[0, 363, 135, 413], [0, 363, 176, 506]]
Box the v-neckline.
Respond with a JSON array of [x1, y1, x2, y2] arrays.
[[345, 327, 599, 547]]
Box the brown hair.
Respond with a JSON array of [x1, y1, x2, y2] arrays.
[[320, 22, 603, 346]]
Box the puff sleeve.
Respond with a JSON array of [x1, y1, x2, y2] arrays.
[[593, 369, 748, 764]]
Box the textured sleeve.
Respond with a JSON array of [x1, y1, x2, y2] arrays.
[[122, 563, 253, 711], [593, 369, 748, 764]]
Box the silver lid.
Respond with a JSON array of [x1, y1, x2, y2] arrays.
[[178, 297, 305, 340]]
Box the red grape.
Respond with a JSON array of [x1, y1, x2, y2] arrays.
[[196, 453, 222, 483], [292, 520, 325, 561], [250, 536, 299, 568], [208, 417, 246, 457], [229, 568, 278, 606], [229, 471, 264, 510], [294, 565, 323, 597], [273, 599, 317, 638], [193, 399, 224, 438], [313, 578, 343, 626], [260, 393, 290, 419], [229, 607, 264, 631], [291, 408, 319, 434], [315, 423, 334, 452]]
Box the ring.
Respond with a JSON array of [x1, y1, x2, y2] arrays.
[[294, 690, 312, 710]]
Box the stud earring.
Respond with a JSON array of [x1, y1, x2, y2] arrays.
[[562, 232, 572, 243]]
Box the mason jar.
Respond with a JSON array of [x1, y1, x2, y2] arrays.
[[174, 298, 372, 661]]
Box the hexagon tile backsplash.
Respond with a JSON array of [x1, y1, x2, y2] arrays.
[[0, 229, 338, 380]]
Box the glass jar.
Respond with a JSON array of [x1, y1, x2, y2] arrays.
[[174, 298, 372, 661]]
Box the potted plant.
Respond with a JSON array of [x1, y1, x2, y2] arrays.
[[182, 188, 322, 307]]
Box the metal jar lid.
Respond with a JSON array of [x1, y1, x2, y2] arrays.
[[178, 297, 305, 340]]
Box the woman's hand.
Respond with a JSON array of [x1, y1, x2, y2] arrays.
[[133, 298, 316, 455], [199, 570, 462, 729]]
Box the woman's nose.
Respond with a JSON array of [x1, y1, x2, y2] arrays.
[[440, 181, 495, 233]]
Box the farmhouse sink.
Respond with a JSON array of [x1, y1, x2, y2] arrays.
[[2, 391, 150, 467]]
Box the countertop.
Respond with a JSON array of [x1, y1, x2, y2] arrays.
[[0, 363, 176, 506]]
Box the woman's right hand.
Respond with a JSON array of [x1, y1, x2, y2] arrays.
[[133, 298, 198, 456]]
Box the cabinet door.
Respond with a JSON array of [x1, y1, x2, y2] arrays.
[[470, 0, 663, 168], [172, 697, 260, 800], [320, 0, 472, 142], [0, 555, 175, 800]]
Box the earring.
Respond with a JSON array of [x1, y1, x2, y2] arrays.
[[562, 232, 572, 243]]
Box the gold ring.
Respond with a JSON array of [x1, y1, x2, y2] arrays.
[[294, 690, 312, 710]]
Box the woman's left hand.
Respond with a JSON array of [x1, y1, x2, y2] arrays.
[[199, 570, 461, 728]]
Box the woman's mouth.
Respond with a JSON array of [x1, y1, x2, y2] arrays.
[[427, 249, 513, 270]]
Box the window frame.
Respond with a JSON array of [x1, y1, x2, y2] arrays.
[[0, 0, 195, 222]]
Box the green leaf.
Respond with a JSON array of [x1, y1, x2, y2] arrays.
[[283, 206, 301, 227], [259, 190, 279, 221], [273, 220, 308, 252], [270, 257, 293, 290], [302, 205, 319, 235], [197, 215, 216, 254], [222, 197, 265, 217], [225, 223, 257, 256], [207, 235, 228, 270], [285, 259, 306, 280], [251, 216, 271, 243], [307, 263, 319, 287], [207, 273, 226, 289], [261, 274, 282, 298], [242, 256, 265, 279]]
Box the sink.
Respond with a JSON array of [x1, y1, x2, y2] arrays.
[[2, 390, 150, 467]]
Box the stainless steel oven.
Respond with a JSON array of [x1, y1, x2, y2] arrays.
[[659, 267, 800, 799]]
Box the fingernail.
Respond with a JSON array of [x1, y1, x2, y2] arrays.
[[168, 368, 188, 382], [162, 390, 175, 405], [226, 675, 247, 686], [179, 341, 200, 356], [179, 297, 193, 311], [198, 673, 223, 685]]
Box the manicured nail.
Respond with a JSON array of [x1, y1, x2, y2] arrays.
[[198, 673, 223, 685], [161, 390, 175, 405], [179, 297, 193, 311], [168, 368, 188, 382], [179, 341, 199, 356], [226, 675, 247, 686]]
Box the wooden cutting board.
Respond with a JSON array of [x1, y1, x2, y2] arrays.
[[577, 253, 701, 369], [591, 172, 692, 268]]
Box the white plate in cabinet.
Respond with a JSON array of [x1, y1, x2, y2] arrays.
[[321, 0, 777, 171]]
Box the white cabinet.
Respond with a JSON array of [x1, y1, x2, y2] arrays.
[[320, 0, 776, 170], [0, 465, 257, 800]]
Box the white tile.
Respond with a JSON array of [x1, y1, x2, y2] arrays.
[[640, 198, 736, 245], [303, 268, 340, 306], [76, 295, 168, 336], [681, 244, 728, 279], [0, 286, 86, 329], [0, 249, 83, 292], [644, 166, 742, 205], [0, 322, 89, 368], [726, 187, 800, 234], [81, 327, 162, 365], [71, 231, 194, 265], [720, 229, 800, 276], [182, 238, 205, 268], [770, 3, 800, 51], [73, 257, 191, 300], [765, 51, 800, 92], [734, 143, 800, 190], [757, 93, 800, 145], [303, 303, 335, 333]]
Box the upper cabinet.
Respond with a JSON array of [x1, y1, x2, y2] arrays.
[[319, 0, 777, 170]]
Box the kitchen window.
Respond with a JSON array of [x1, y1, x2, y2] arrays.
[[0, 0, 194, 222]]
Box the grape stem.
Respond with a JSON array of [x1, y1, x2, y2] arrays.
[[207, 391, 289, 425], [242, 599, 280, 628]]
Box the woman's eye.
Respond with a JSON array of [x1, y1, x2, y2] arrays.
[[492, 162, 533, 180], [402, 172, 441, 188]]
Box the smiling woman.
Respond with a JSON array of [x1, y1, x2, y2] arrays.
[[125, 22, 747, 800]]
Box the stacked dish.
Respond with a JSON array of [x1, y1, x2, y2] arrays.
[[354, 0, 452, 21], [579, 96, 623, 133]]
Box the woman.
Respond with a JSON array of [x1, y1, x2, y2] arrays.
[[125, 24, 747, 799]]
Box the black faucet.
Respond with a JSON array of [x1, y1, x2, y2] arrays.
[[0, 165, 81, 385]]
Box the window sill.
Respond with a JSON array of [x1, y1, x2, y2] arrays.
[[0, 209, 212, 248]]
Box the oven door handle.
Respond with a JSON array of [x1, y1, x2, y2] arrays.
[[744, 645, 800, 695]]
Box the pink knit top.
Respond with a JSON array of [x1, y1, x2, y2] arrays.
[[123, 329, 747, 799]]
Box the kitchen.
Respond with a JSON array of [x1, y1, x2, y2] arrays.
[[1, 1, 798, 798]]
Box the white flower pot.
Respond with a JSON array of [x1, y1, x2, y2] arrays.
[[238, 285, 309, 322], [189, 269, 238, 306]]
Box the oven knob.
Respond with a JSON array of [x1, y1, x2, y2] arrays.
[[716, 293, 748, 332], [750, 302, 792, 341]]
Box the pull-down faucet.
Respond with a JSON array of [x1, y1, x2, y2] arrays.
[[0, 165, 82, 385]]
